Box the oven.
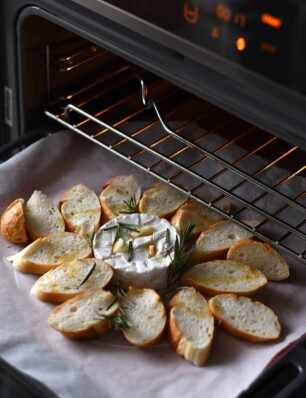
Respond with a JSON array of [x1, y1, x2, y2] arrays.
[[0, 1, 306, 397]]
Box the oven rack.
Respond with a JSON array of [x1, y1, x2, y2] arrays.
[[45, 67, 306, 265]]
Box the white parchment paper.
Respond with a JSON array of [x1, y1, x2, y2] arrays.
[[0, 130, 305, 398]]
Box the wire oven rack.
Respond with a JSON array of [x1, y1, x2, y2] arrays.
[[45, 48, 306, 266]]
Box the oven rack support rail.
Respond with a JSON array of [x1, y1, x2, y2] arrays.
[[45, 73, 306, 265]]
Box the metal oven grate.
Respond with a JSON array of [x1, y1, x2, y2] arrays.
[[45, 47, 306, 265]]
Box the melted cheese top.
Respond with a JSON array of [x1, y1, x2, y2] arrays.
[[93, 213, 178, 289]]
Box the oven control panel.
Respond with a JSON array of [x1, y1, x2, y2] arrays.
[[71, 0, 305, 96]]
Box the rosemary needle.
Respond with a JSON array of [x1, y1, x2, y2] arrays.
[[77, 261, 96, 289], [119, 194, 139, 214]]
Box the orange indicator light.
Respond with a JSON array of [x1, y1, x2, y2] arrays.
[[236, 37, 246, 51], [261, 13, 282, 29]]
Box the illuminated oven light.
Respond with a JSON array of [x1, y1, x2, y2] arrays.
[[236, 37, 246, 52], [261, 13, 282, 29]]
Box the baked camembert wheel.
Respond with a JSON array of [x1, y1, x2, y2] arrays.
[[93, 213, 179, 289]]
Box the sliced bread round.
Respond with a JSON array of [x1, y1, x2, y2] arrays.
[[208, 294, 281, 342], [181, 260, 267, 296], [8, 232, 92, 274], [31, 258, 113, 303], [227, 239, 290, 281], [99, 174, 141, 222], [121, 287, 166, 347], [25, 190, 65, 240], [138, 183, 187, 219], [168, 287, 214, 367], [0, 198, 28, 243], [192, 220, 256, 264], [48, 289, 118, 339], [170, 197, 231, 239], [59, 183, 101, 236]]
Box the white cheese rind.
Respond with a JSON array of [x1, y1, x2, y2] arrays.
[[93, 213, 179, 289]]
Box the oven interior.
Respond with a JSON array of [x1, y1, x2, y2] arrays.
[[14, 13, 306, 269], [0, 7, 305, 398]]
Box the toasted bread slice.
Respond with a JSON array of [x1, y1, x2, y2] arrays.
[[168, 287, 214, 367], [171, 197, 231, 239], [192, 220, 256, 264], [121, 287, 166, 347], [8, 232, 92, 274], [48, 289, 118, 339], [59, 183, 101, 237], [227, 239, 289, 281], [31, 258, 113, 303], [181, 260, 267, 296], [0, 198, 28, 243], [208, 294, 281, 342], [99, 175, 141, 223], [139, 183, 187, 219], [25, 190, 65, 240]]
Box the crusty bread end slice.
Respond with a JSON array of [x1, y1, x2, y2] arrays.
[[208, 294, 281, 342], [168, 287, 214, 367], [181, 260, 267, 296], [121, 287, 166, 347], [99, 175, 141, 223], [227, 239, 289, 281], [138, 183, 187, 219], [59, 183, 101, 237], [31, 258, 113, 303], [48, 289, 118, 339], [0, 198, 28, 243], [8, 232, 92, 274], [25, 190, 65, 240], [192, 220, 256, 264]]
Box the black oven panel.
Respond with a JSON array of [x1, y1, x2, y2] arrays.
[[71, 0, 306, 97]]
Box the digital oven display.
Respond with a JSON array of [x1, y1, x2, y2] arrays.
[[102, 0, 305, 96]]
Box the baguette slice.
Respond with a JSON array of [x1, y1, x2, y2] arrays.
[[25, 190, 65, 240], [0, 198, 28, 243], [48, 289, 118, 339], [208, 294, 281, 342], [192, 220, 257, 264], [227, 239, 289, 281], [181, 260, 267, 296], [168, 287, 214, 367], [59, 183, 101, 236], [31, 258, 113, 303], [171, 197, 231, 239], [121, 287, 166, 347], [99, 175, 141, 222], [139, 183, 187, 219], [8, 232, 92, 274]]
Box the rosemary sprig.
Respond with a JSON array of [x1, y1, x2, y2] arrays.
[[119, 194, 139, 214], [77, 261, 96, 289], [104, 222, 140, 244], [167, 223, 195, 286], [96, 287, 134, 331]]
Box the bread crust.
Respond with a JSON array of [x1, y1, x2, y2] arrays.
[[168, 287, 214, 366], [170, 197, 231, 240], [10, 232, 92, 274], [227, 239, 289, 281], [208, 294, 281, 342], [181, 260, 267, 296], [59, 183, 101, 234], [99, 175, 141, 223], [48, 289, 117, 339], [192, 220, 256, 264], [122, 287, 167, 347], [31, 259, 114, 303], [0, 199, 28, 243], [138, 183, 187, 219]]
